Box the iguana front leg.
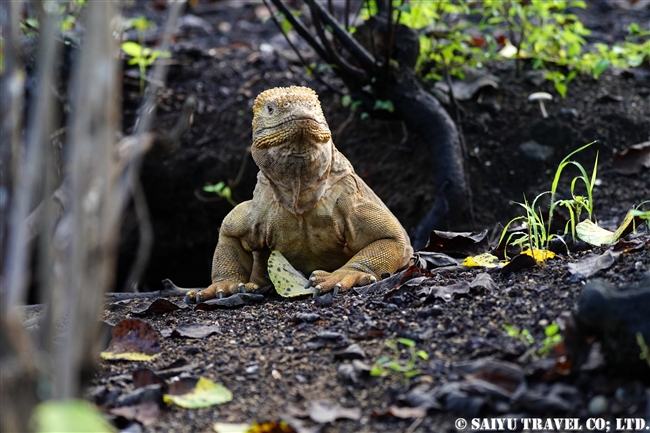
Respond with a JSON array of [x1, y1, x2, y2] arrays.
[[186, 204, 259, 303], [309, 193, 411, 295], [309, 238, 405, 294]]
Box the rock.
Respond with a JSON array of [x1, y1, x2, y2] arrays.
[[524, 69, 546, 87], [560, 107, 579, 119], [385, 303, 398, 313], [569, 277, 650, 377], [519, 140, 554, 161], [588, 395, 608, 415], [314, 293, 334, 307]]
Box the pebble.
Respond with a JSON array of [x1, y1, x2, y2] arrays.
[[588, 395, 608, 415], [560, 107, 579, 118], [314, 293, 334, 307], [385, 303, 398, 313]]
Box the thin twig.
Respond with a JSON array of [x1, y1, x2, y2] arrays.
[[311, 0, 376, 72], [333, 109, 356, 143], [262, 0, 341, 94], [231, 147, 251, 188], [270, 0, 331, 63], [344, 0, 350, 30], [305, 0, 368, 81], [406, 416, 424, 433]]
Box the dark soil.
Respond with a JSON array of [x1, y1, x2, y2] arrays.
[[97, 1, 650, 432]]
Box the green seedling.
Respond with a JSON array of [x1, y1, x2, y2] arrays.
[[499, 141, 597, 258], [121, 41, 170, 94], [370, 338, 429, 385], [203, 182, 237, 207], [503, 324, 535, 347], [504, 323, 563, 360], [538, 322, 563, 357], [547, 141, 598, 242], [630, 201, 650, 231]]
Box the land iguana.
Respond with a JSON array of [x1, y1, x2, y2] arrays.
[[185, 86, 413, 302]]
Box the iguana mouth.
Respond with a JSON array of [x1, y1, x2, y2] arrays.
[[260, 116, 326, 131]]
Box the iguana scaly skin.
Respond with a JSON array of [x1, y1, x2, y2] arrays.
[[186, 86, 413, 302]]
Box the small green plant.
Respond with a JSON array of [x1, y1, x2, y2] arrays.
[[499, 141, 597, 258], [121, 16, 170, 94], [203, 182, 237, 207], [121, 41, 170, 94], [362, 1, 649, 97], [538, 322, 563, 356], [503, 324, 535, 346], [547, 142, 598, 240], [504, 323, 562, 359], [370, 338, 429, 384], [637, 332, 650, 368], [630, 201, 650, 231]]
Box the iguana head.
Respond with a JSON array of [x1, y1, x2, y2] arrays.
[[249, 86, 351, 215], [251, 86, 331, 149]]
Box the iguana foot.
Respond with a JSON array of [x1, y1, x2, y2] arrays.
[[309, 269, 377, 295], [185, 281, 260, 304]]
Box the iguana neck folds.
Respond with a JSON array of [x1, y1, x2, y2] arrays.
[[251, 86, 350, 214]]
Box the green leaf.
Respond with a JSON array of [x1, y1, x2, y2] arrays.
[[554, 82, 567, 98], [204, 181, 226, 193], [544, 323, 559, 337], [592, 58, 610, 78], [376, 356, 390, 364], [387, 362, 403, 372], [30, 400, 115, 433], [370, 365, 384, 376], [373, 99, 394, 112], [628, 55, 643, 68], [398, 338, 416, 348], [341, 94, 351, 107], [121, 41, 143, 58], [396, 4, 411, 13], [404, 369, 421, 377], [281, 17, 292, 35], [416, 350, 429, 360]]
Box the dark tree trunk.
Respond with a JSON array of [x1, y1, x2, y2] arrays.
[[386, 70, 473, 247]]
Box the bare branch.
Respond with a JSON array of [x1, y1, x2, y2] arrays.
[[310, 0, 377, 72], [3, 3, 61, 310], [269, 0, 332, 63], [305, 0, 368, 82]]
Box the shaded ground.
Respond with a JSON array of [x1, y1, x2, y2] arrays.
[[96, 1, 650, 432]]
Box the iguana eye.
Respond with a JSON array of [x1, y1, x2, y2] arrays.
[[267, 105, 274, 114]]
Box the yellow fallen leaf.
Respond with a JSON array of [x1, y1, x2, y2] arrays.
[[213, 423, 251, 433], [521, 249, 555, 262], [268, 250, 316, 298], [164, 377, 232, 409], [100, 318, 161, 362], [462, 253, 500, 268], [576, 210, 635, 246], [100, 351, 159, 361]]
